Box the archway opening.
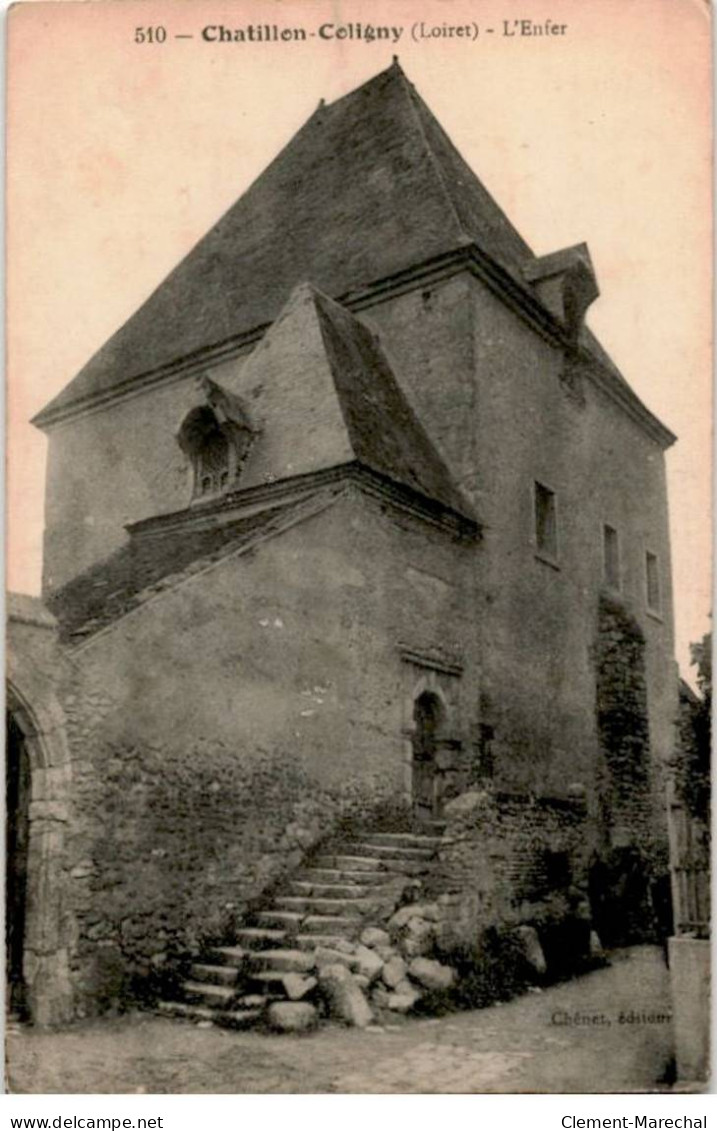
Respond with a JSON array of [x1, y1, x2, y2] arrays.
[[412, 691, 445, 822], [6, 710, 31, 1019]]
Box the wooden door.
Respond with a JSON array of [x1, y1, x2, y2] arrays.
[[412, 692, 443, 822]]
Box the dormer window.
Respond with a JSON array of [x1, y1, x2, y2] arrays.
[[177, 378, 256, 502]]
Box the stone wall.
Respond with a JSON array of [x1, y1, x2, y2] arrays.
[[6, 596, 74, 1026], [40, 262, 678, 850], [57, 488, 472, 1014], [457, 275, 676, 837], [594, 594, 654, 846], [424, 788, 590, 954]]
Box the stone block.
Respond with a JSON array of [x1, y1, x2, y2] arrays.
[[408, 957, 455, 991], [387, 985, 421, 1013], [318, 964, 373, 1028], [443, 790, 492, 818], [514, 925, 547, 976], [314, 947, 357, 970], [389, 902, 441, 931], [267, 1001, 318, 1032], [354, 945, 384, 983], [374, 945, 396, 962], [360, 927, 390, 948], [382, 955, 407, 988], [371, 983, 390, 1008], [394, 977, 418, 997], [281, 974, 317, 1001]]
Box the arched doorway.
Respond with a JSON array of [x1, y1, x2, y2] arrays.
[[412, 691, 445, 822], [3, 675, 73, 1026], [6, 710, 31, 1018]]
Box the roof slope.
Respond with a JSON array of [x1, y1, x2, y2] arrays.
[[227, 282, 473, 519], [49, 280, 475, 642], [47, 500, 301, 642], [37, 61, 534, 422], [312, 289, 469, 515]]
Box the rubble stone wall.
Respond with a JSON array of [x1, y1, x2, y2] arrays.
[[57, 489, 471, 1015], [426, 789, 590, 950]]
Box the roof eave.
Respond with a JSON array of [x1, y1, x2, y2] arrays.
[[33, 241, 676, 452]]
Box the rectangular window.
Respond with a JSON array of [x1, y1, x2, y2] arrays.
[[534, 482, 558, 561], [603, 524, 620, 590], [645, 551, 661, 613]]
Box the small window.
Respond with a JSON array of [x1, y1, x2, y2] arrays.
[[645, 551, 661, 614], [603, 524, 620, 590], [478, 724, 495, 779], [196, 429, 230, 496], [178, 406, 240, 501], [534, 482, 558, 561]]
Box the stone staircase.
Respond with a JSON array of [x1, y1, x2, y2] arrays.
[[157, 828, 443, 1029]]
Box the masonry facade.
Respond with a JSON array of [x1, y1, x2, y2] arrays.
[[8, 63, 678, 1022]]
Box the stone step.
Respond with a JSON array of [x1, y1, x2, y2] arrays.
[[245, 948, 316, 973], [350, 842, 436, 860], [295, 933, 352, 951], [207, 946, 248, 967], [288, 881, 372, 899], [181, 981, 238, 1008], [235, 928, 286, 950], [237, 993, 272, 1009], [157, 1000, 263, 1030], [245, 970, 315, 992], [360, 833, 444, 848], [297, 868, 402, 886], [313, 855, 388, 872], [275, 896, 370, 916], [301, 914, 362, 935], [253, 910, 305, 930], [189, 963, 239, 986]]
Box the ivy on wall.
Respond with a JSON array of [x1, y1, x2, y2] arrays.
[[595, 594, 651, 803]]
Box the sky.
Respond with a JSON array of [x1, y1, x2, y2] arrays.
[[6, 0, 712, 680]]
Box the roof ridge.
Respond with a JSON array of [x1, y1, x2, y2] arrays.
[[407, 83, 535, 275], [394, 69, 468, 247], [323, 58, 401, 111]]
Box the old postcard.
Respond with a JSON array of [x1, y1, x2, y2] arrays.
[[5, 0, 712, 1096]]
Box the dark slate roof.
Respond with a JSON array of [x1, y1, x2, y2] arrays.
[[311, 288, 470, 516], [36, 61, 535, 423], [222, 281, 473, 519], [47, 501, 300, 642], [35, 60, 672, 447]]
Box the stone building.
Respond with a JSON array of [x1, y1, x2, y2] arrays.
[[7, 62, 678, 1024]]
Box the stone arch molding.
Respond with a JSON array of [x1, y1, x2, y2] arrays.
[[175, 373, 259, 501], [6, 650, 74, 1026]]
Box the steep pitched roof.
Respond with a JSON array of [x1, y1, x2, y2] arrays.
[[224, 281, 473, 519], [36, 61, 534, 423], [35, 61, 673, 449]]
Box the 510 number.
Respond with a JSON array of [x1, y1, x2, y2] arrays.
[[135, 26, 167, 43]]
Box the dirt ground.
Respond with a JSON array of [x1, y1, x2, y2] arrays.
[[6, 947, 680, 1094]]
